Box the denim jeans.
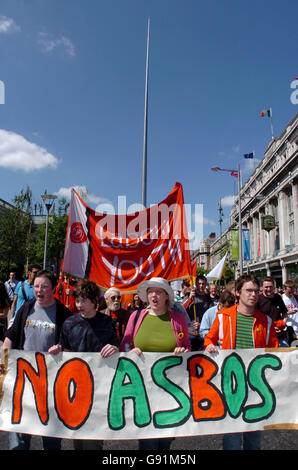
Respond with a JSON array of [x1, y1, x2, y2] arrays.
[[9, 432, 62, 450], [73, 439, 103, 450], [139, 438, 174, 450], [223, 431, 261, 450]]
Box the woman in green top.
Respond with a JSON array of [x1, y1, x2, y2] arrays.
[[120, 277, 191, 450]]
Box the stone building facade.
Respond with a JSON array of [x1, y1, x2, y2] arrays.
[[210, 112, 298, 286]]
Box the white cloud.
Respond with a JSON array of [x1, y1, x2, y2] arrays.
[[233, 144, 241, 154], [55, 186, 111, 207], [193, 211, 216, 227], [0, 16, 20, 34], [221, 195, 236, 207], [0, 129, 59, 172], [37, 32, 75, 57]]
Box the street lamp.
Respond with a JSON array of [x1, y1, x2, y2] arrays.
[[211, 164, 243, 275], [41, 192, 57, 269]]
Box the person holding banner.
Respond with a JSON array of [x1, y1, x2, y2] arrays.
[[54, 279, 119, 450], [204, 274, 278, 450], [4, 271, 19, 304], [120, 277, 190, 451], [281, 280, 298, 344], [4, 269, 72, 451]]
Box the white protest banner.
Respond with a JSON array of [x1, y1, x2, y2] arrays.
[[1, 348, 298, 440]]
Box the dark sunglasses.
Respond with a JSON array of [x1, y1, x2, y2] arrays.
[[111, 295, 121, 301]]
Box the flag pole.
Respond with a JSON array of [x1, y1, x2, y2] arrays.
[[141, 17, 150, 208], [253, 150, 256, 171], [269, 107, 274, 139], [237, 163, 243, 276]]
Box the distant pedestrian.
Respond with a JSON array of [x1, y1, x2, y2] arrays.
[[9, 265, 41, 322], [256, 277, 288, 346], [0, 282, 10, 341], [4, 272, 19, 304]]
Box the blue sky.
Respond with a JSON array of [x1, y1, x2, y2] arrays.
[[0, 0, 297, 248]]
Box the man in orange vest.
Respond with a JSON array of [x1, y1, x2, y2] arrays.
[[204, 274, 278, 450]]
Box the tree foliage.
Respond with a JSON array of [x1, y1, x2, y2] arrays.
[[0, 186, 33, 279], [0, 187, 69, 280]]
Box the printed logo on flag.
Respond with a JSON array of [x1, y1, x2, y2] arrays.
[[70, 222, 87, 243]]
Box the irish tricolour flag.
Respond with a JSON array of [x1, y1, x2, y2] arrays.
[[261, 108, 272, 117]]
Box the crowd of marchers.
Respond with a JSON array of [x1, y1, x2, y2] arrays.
[[0, 265, 297, 451]]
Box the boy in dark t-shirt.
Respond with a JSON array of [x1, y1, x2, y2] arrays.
[[60, 307, 119, 353], [57, 280, 119, 450]]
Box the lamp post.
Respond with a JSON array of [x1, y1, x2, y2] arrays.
[[211, 164, 243, 275], [41, 192, 57, 269]]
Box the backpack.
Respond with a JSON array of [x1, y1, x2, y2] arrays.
[[21, 282, 28, 302]]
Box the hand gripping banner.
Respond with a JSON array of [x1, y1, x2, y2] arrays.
[[63, 182, 192, 292]]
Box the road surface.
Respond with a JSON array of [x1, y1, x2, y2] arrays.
[[0, 429, 297, 450]]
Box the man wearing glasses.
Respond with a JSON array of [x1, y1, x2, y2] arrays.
[[103, 287, 130, 342], [204, 274, 278, 450]]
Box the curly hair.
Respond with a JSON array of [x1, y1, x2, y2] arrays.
[[235, 274, 259, 293], [73, 279, 101, 308]]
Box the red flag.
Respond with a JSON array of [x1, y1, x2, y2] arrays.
[[190, 261, 197, 286], [230, 171, 238, 178], [63, 183, 192, 293]]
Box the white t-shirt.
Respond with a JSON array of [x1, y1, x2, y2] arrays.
[[282, 294, 298, 313], [283, 294, 298, 333], [23, 302, 57, 351]]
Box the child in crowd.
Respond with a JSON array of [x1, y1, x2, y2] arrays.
[[50, 279, 119, 450]]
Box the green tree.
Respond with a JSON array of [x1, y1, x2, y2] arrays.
[[0, 186, 34, 278]]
